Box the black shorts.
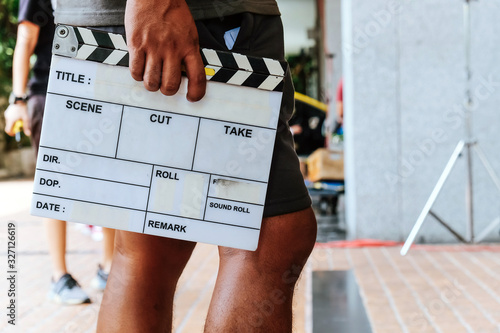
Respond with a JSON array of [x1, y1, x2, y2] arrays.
[[79, 14, 312, 217], [196, 13, 311, 217], [27, 94, 46, 158]]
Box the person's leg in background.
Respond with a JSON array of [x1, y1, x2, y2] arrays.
[[30, 95, 91, 304], [44, 218, 68, 280], [44, 219, 116, 303], [101, 228, 116, 273], [92, 227, 116, 290], [43, 218, 92, 304], [96, 232, 196, 332]]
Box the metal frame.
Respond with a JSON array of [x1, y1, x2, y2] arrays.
[[401, 0, 500, 256]]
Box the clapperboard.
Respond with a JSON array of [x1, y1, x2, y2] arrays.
[[31, 25, 287, 251]]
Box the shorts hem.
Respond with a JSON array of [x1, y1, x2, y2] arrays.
[[263, 194, 312, 218]]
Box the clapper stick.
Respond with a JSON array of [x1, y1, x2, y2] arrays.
[[31, 25, 286, 251], [54, 25, 287, 91]]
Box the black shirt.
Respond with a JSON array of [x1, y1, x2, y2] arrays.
[[18, 0, 55, 95]]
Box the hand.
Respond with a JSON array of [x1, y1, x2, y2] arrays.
[[125, 0, 206, 102], [290, 124, 303, 136], [4, 103, 31, 136]]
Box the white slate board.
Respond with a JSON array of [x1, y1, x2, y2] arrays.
[[31, 52, 282, 251]]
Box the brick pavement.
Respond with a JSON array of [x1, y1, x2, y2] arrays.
[[1, 178, 500, 333]]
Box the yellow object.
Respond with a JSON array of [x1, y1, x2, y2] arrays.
[[180, 66, 215, 76], [205, 67, 216, 76], [294, 92, 328, 112], [13, 120, 23, 134]]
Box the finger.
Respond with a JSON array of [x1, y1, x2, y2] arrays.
[[183, 52, 206, 102], [128, 47, 146, 82], [160, 55, 182, 96], [143, 54, 162, 92], [22, 110, 31, 137]]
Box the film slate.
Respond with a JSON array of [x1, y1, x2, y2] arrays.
[[31, 25, 287, 251]]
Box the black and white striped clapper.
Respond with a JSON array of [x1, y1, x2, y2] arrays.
[[56, 25, 287, 92]]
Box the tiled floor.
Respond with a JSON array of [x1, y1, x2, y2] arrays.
[[1, 178, 500, 332]]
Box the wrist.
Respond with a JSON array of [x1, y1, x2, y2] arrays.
[[9, 92, 29, 105]]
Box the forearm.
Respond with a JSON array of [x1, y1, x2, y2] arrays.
[[3, 22, 39, 136], [12, 44, 31, 96], [12, 22, 40, 96]]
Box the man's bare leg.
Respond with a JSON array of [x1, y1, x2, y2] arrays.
[[205, 207, 317, 332], [96, 231, 196, 333]]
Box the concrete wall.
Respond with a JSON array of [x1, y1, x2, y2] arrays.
[[324, 0, 343, 124], [339, 0, 500, 242]]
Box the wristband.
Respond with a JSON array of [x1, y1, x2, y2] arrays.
[[9, 92, 29, 105]]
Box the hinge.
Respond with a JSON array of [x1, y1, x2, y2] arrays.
[[52, 25, 78, 58]]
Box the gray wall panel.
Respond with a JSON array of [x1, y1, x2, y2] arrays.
[[399, 0, 466, 243], [340, 0, 500, 241], [343, 0, 401, 239]]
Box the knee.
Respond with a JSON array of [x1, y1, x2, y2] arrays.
[[291, 207, 317, 261], [221, 207, 317, 283], [114, 231, 195, 272], [269, 207, 317, 266], [278, 208, 316, 285]]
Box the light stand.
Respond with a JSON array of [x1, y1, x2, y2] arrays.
[[401, 0, 500, 256]]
